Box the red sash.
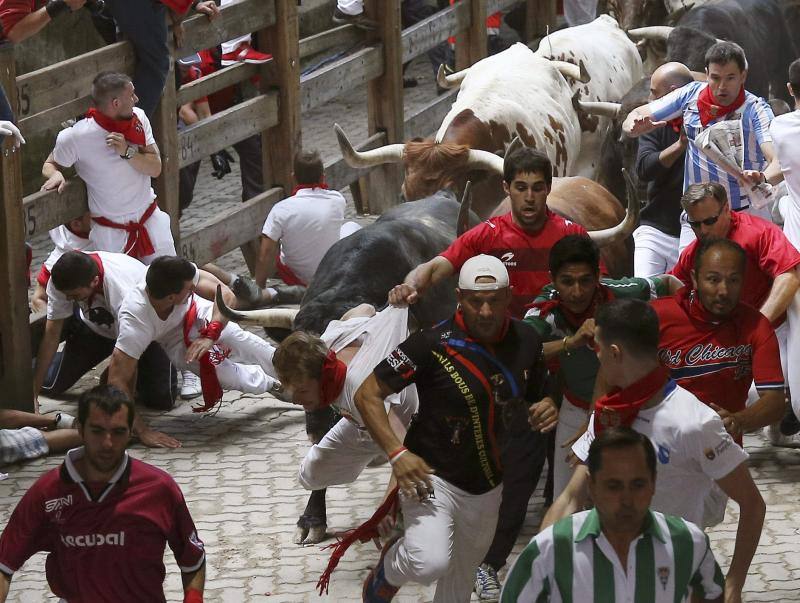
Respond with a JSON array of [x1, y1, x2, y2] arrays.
[[593, 365, 670, 434], [275, 256, 306, 287], [319, 349, 347, 407], [697, 85, 746, 127], [182, 297, 223, 412], [92, 200, 158, 259], [86, 108, 146, 146]]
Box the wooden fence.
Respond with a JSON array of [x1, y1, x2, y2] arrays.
[[0, 0, 557, 411]]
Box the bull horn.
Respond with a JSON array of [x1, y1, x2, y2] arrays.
[[577, 100, 623, 119], [627, 26, 673, 42], [436, 63, 468, 90], [215, 286, 299, 328], [505, 135, 524, 159], [465, 148, 505, 174], [334, 123, 404, 168], [457, 181, 472, 237], [550, 60, 591, 84], [587, 168, 640, 246]]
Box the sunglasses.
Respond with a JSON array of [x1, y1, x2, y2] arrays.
[[687, 205, 726, 229]]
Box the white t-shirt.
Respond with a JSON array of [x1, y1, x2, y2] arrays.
[[321, 306, 417, 426], [572, 383, 748, 527], [52, 107, 157, 219], [43, 226, 93, 274], [261, 187, 346, 284], [46, 252, 147, 340], [115, 267, 206, 360], [770, 110, 800, 249]]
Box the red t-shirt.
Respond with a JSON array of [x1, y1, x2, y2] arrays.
[[653, 292, 784, 443], [0, 0, 37, 40], [440, 210, 589, 318], [0, 450, 205, 602], [670, 211, 800, 320]]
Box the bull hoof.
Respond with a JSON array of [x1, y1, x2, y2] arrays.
[[302, 525, 328, 545], [293, 525, 309, 545]]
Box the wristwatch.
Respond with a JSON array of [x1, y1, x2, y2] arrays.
[[120, 145, 137, 161]]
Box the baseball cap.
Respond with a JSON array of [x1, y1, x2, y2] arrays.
[[458, 254, 510, 291]]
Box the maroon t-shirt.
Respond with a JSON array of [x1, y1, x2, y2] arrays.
[[0, 449, 205, 602]]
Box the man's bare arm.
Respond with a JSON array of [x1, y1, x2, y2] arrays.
[[759, 270, 800, 324], [713, 389, 784, 435], [622, 104, 667, 138], [254, 235, 279, 289], [539, 464, 589, 531], [0, 571, 10, 602], [388, 256, 454, 306], [41, 153, 67, 193], [181, 561, 205, 596]]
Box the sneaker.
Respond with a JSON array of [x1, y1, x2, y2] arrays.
[[765, 423, 800, 448], [180, 370, 202, 400], [332, 7, 377, 29], [220, 42, 273, 66], [231, 275, 262, 305], [53, 412, 77, 430], [362, 534, 401, 602], [474, 563, 501, 601]]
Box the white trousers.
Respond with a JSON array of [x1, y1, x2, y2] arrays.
[[564, 0, 597, 26], [385, 476, 503, 603], [337, 0, 363, 15], [553, 399, 590, 499], [90, 205, 176, 265], [220, 0, 251, 54], [633, 225, 680, 277], [166, 322, 278, 394], [678, 204, 775, 255], [776, 193, 800, 419]]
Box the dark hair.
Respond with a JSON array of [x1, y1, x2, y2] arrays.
[[51, 251, 99, 291], [789, 58, 800, 98], [293, 150, 324, 185], [705, 41, 747, 72], [693, 237, 746, 274], [549, 235, 600, 276], [92, 71, 133, 106], [503, 147, 552, 187], [680, 181, 728, 211], [596, 298, 660, 357], [587, 426, 656, 478], [145, 256, 196, 299], [78, 384, 135, 428]]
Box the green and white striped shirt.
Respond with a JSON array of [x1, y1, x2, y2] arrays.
[[501, 509, 724, 603]]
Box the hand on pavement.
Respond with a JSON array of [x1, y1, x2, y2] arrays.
[[139, 427, 182, 449]]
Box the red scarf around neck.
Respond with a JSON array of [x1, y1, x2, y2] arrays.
[[319, 349, 347, 406], [697, 84, 746, 127], [86, 253, 105, 306], [291, 182, 329, 196], [183, 297, 223, 412], [529, 284, 613, 330], [593, 365, 670, 434], [86, 108, 146, 146], [454, 307, 510, 344]]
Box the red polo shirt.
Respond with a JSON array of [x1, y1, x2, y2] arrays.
[[0, 0, 37, 40]]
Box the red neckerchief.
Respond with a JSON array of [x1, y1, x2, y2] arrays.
[[593, 365, 670, 435], [454, 307, 510, 344], [182, 297, 223, 412], [319, 349, 347, 406], [697, 84, 746, 127], [86, 107, 146, 146], [528, 284, 613, 330], [86, 253, 105, 307], [290, 182, 329, 196], [668, 116, 683, 134]]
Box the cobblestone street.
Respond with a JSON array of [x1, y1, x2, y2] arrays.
[[10, 48, 800, 602]]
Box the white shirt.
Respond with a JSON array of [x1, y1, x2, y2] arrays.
[[52, 107, 157, 219], [261, 187, 346, 284], [115, 267, 205, 360], [769, 110, 800, 248], [46, 251, 146, 340], [572, 383, 747, 527], [43, 225, 93, 274]]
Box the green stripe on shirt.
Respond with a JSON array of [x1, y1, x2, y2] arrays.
[[634, 534, 656, 601], [592, 540, 615, 601], [666, 515, 694, 603], [553, 516, 574, 603], [501, 540, 541, 602]]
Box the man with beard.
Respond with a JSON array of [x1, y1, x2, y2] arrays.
[[0, 385, 206, 602]]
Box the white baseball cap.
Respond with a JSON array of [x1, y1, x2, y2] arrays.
[[458, 254, 510, 291]]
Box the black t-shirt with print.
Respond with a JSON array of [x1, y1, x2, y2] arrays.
[[373, 316, 548, 495]]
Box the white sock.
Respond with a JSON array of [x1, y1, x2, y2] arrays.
[[265, 287, 278, 301]]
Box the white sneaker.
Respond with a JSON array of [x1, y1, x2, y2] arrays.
[[54, 412, 77, 430], [765, 423, 800, 447], [474, 563, 501, 601], [180, 370, 202, 400]]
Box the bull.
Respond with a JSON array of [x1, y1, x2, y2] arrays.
[[628, 0, 796, 102]]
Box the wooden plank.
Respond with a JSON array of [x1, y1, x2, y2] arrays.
[[179, 0, 277, 57], [300, 24, 361, 59], [455, 0, 487, 69], [178, 93, 279, 168], [0, 44, 34, 410], [401, 2, 470, 64], [153, 61, 181, 244], [18, 95, 92, 137], [178, 187, 283, 266], [405, 89, 458, 140], [15, 41, 134, 121], [300, 45, 383, 113], [22, 181, 88, 239], [176, 62, 259, 107], [487, 0, 525, 14], [323, 132, 387, 191], [529, 0, 557, 38]]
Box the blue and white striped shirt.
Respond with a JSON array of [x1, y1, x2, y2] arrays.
[[649, 81, 774, 210]]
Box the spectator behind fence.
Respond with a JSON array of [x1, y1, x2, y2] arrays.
[[0, 0, 86, 44], [0, 83, 23, 147]]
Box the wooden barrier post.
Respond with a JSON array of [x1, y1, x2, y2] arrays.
[[0, 43, 34, 411], [527, 0, 557, 40], [153, 58, 181, 245], [363, 0, 404, 215], [455, 0, 487, 70]]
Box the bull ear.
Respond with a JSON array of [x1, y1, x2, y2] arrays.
[[457, 181, 473, 237], [665, 3, 693, 24]]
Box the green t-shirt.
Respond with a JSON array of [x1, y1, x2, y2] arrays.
[[523, 277, 669, 403]]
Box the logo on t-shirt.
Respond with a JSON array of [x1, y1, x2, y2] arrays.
[[61, 531, 126, 547], [499, 251, 517, 267], [658, 566, 670, 590], [385, 348, 416, 379], [45, 495, 73, 513]]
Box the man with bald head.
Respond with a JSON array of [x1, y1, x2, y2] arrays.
[[633, 62, 695, 277]]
